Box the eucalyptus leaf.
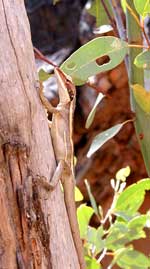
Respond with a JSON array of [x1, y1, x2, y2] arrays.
[[134, 50, 150, 70], [77, 204, 94, 239], [38, 68, 51, 82], [75, 186, 84, 202], [86, 0, 113, 27], [132, 84, 150, 114], [106, 218, 146, 251], [116, 247, 150, 268], [85, 256, 101, 269], [87, 123, 124, 158], [87, 227, 104, 254], [86, 93, 105, 129], [134, 0, 150, 18], [61, 37, 128, 85], [115, 179, 150, 215]]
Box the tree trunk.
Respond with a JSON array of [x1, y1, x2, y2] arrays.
[[0, 0, 80, 268]]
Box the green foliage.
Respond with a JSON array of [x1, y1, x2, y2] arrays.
[[59, 1, 150, 268], [113, 247, 150, 269], [77, 204, 94, 239], [75, 186, 84, 202], [38, 68, 51, 82], [115, 179, 150, 215], [86, 0, 113, 27], [87, 123, 125, 158], [85, 93, 105, 129], [132, 84, 150, 114], [61, 37, 128, 85], [134, 50, 150, 69], [133, 0, 150, 18], [77, 169, 150, 269]]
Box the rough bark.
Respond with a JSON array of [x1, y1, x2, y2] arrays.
[[0, 0, 79, 268]]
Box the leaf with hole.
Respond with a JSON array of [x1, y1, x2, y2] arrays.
[[86, 93, 105, 129], [87, 123, 124, 158], [61, 37, 128, 85], [134, 50, 150, 70]]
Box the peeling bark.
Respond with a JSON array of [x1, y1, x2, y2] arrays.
[[0, 0, 80, 268]]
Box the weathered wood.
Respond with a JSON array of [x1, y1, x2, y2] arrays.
[[0, 0, 80, 268]]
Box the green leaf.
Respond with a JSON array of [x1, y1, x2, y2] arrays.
[[106, 222, 129, 250], [85, 256, 101, 269], [134, 50, 150, 70], [116, 166, 131, 182], [134, 0, 150, 18], [86, 93, 105, 129], [116, 247, 150, 268], [132, 84, 150, 114], [87, 123, 124, 158], [61, 37, 128, 85], [75, 186, 84, 202], [128, 215, 147, 230], [115, 179, 150, 215], [87, 226, 104, 254], [77, 204, 94, 239], [38, 69, 51, 82], [84, 180, 99, 216], [86, 0, 113, 27], [121, 0, 126, 12], [106, 214, 146, 251]]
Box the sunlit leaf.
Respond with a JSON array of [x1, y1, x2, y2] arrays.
[[61, 37, 128, 85], [85, 256, 101, 269], [106, 222, 129, 250], [87, 226, 104, 254], [121, 0, 126, 12], [87, 123, 124, 158], [115, 179, 150, 215], [132, 84, 150, 114], [116, 166, 131, 182], [38, 69, 51, 82], [134, 50, 150, 70], [134, 0, 150, 18], [77, 204, 94, 238], [116, 247, 150, 268], [128, 215, 147, 230], [75, 186, 84, 202], [86, 93, 105, 129], [106, 216, 146, 251]]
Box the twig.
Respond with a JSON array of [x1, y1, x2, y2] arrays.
[[100, 0, 119, 37], [109, 0, 129, 69], [34, 47, 58, 68], [125, 2, 150, 47], [33, 47, 68, 82]]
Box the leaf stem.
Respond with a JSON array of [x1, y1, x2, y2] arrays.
[[125, 1, 150, 47], [100, 0, 118, 37]]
